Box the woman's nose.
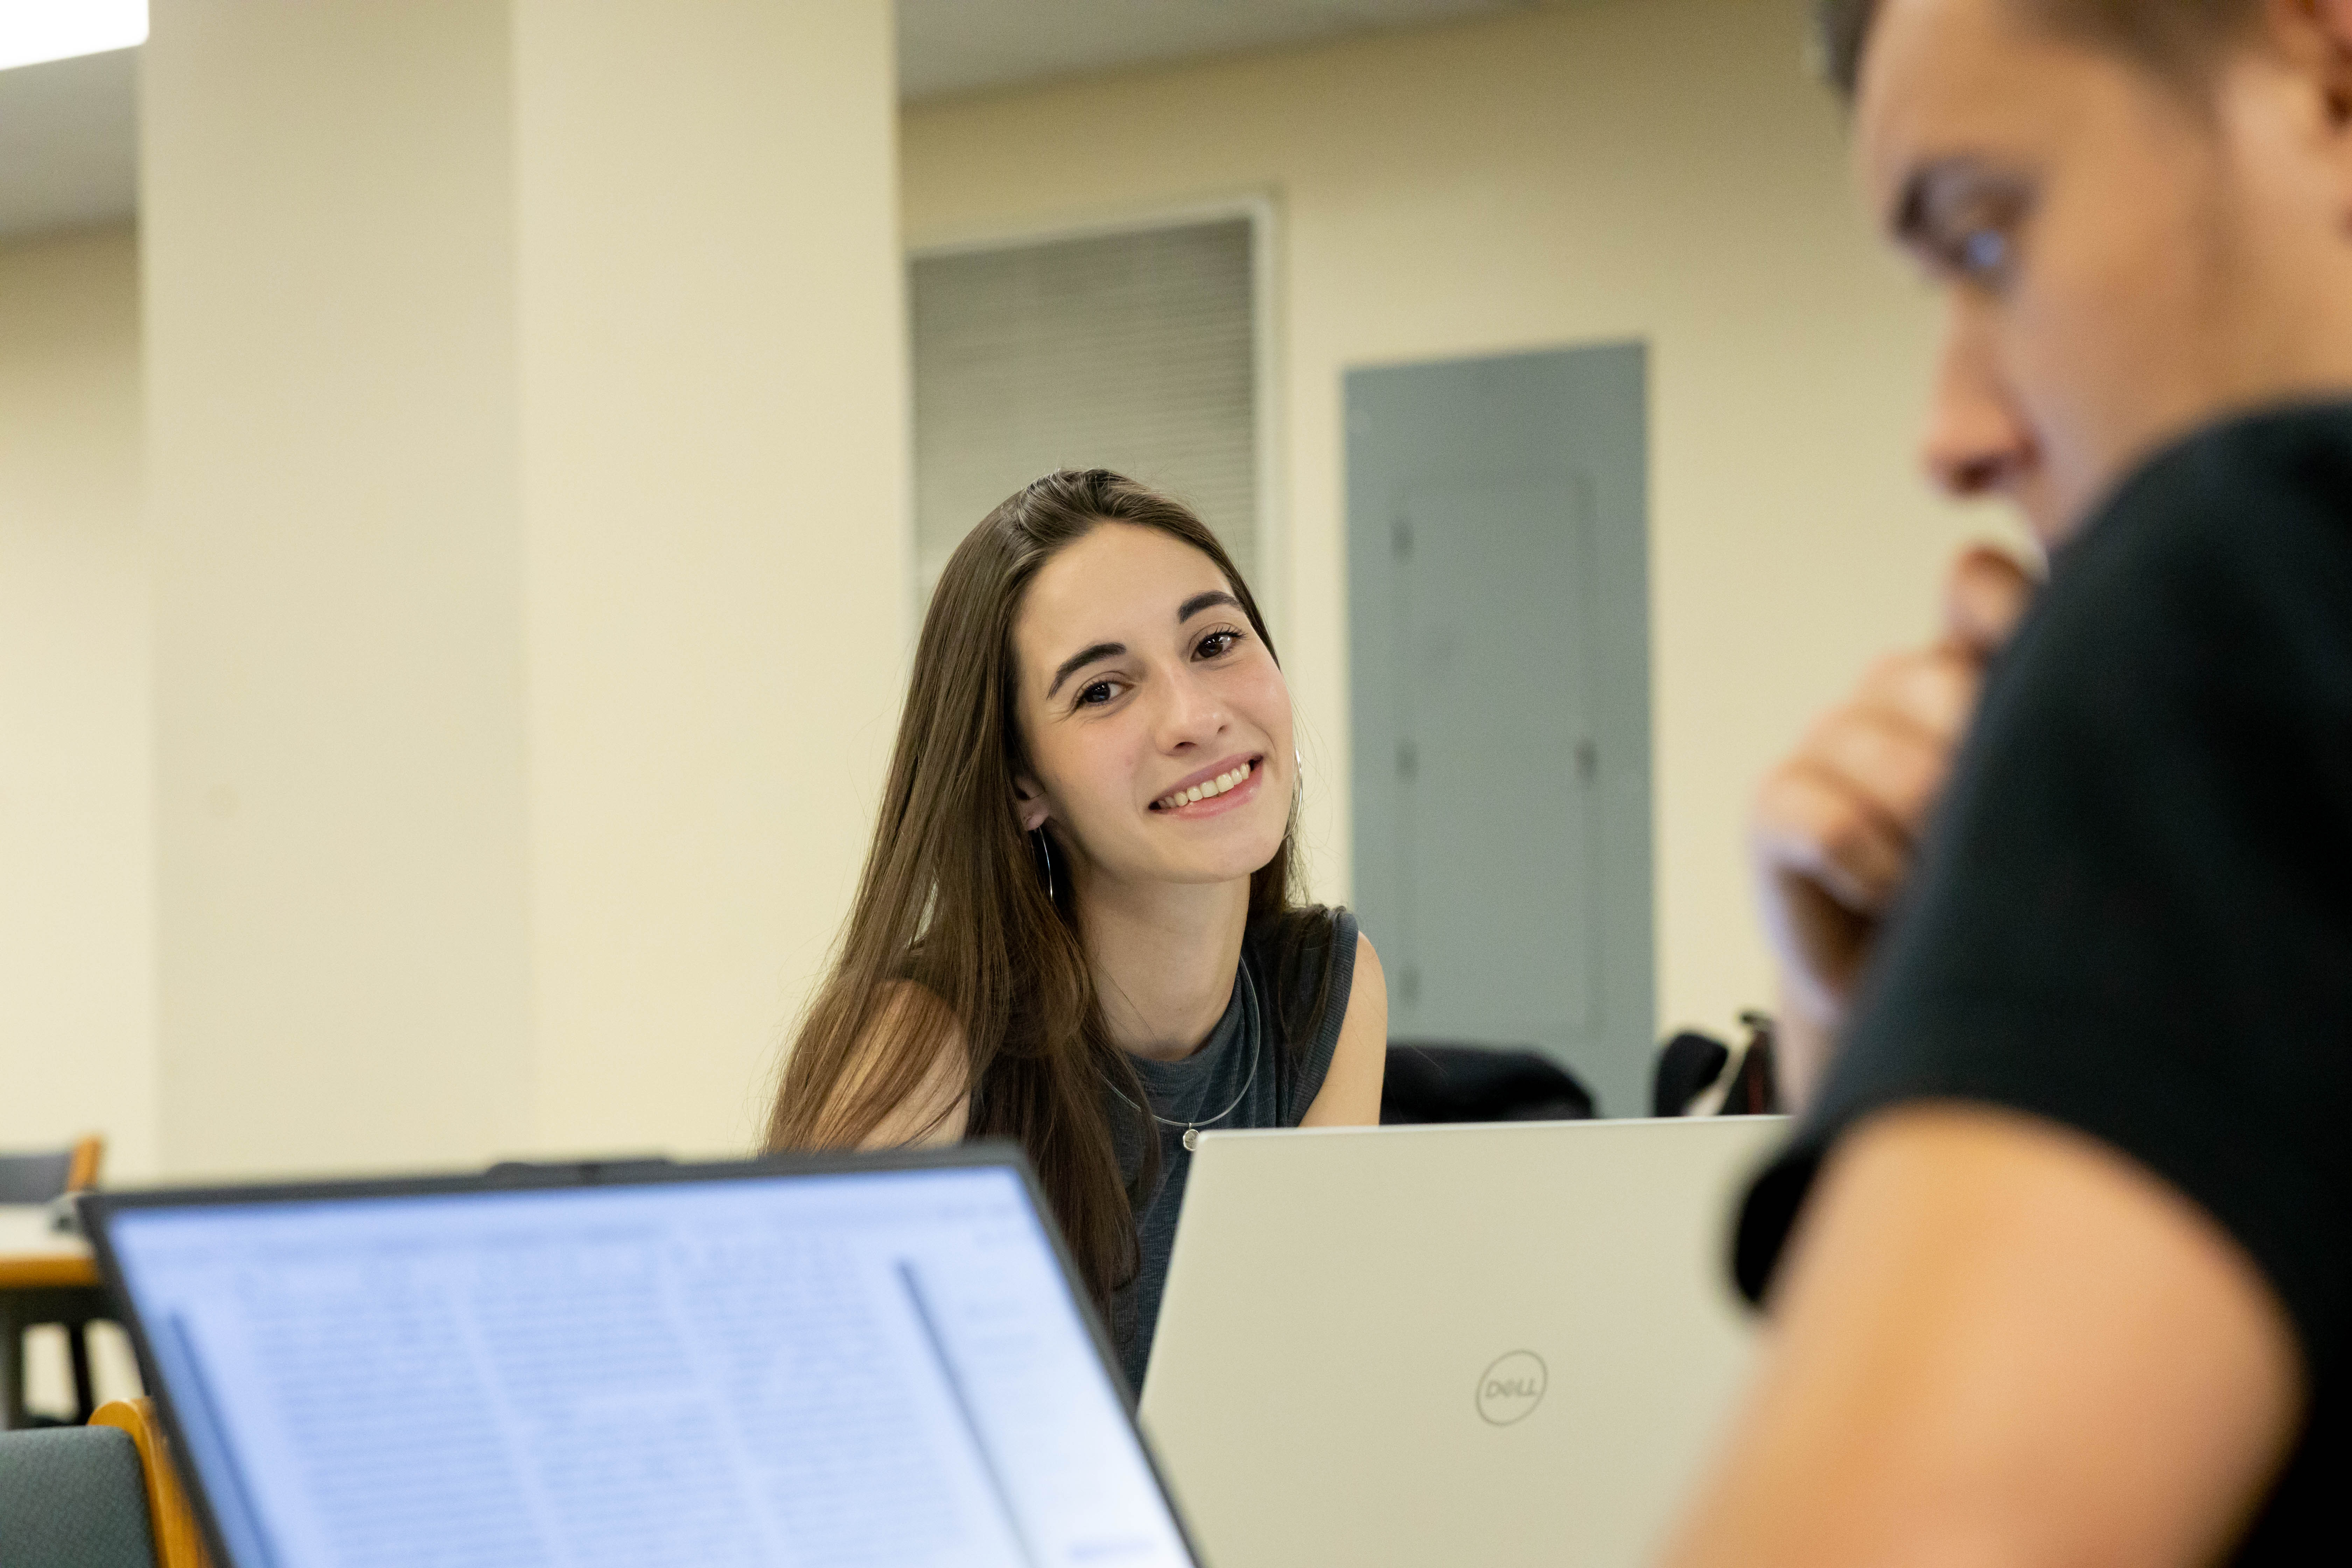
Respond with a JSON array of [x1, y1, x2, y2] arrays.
[[1151, 664, 1227, 750]]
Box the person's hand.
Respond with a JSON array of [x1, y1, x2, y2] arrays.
[[1752, 545, 2037, 1108]]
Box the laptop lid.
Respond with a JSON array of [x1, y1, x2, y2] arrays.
[[1138, 1116, 1787, 1568], [85, 1146, 1198, 1568]]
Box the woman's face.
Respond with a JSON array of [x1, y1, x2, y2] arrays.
[[1010, 522, 1295, 894]]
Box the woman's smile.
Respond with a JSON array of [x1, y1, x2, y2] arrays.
[[1149, 753, 1264, 817]]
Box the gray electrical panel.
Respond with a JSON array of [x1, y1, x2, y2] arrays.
[[1346, 343, 1653, 1115]]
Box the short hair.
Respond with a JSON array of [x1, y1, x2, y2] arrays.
[[1815, 0, 2262, 100]]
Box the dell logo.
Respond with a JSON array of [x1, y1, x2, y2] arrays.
[[1475, 1350, 1548, 1426]]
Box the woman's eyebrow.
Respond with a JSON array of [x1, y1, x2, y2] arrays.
[[1177, 590, 1241, 622], [1047, 641, 1125, 698]]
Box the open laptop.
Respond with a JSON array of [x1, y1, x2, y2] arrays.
[[1140, 1116, 1788, 1568], [84, 1147, 1198, 1568]]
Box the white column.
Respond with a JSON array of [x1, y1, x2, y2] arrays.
[[513, 0, 909, 1156], [142, 0, 905, 1176]]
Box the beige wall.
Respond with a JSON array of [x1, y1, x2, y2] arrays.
[[902, 0, 2026, 1046], [0, 224, 154, 1177], [1, 0, 2032, 1170]]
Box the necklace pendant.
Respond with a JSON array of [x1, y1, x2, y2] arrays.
[[1182, 1126, 1200, 1153]]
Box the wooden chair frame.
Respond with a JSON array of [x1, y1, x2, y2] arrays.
[[89, 1399, 212, 1568]]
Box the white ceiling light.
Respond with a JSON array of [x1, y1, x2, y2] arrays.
[[0, 0, 145, 73]]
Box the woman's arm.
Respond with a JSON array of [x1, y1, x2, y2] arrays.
[[1660, 1104, 2301, 1568], [830, 980, 971, 1150], [1300, 933, 1387, 1127]]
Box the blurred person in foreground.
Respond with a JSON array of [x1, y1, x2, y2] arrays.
[[1662, 1, 2352, 1564]]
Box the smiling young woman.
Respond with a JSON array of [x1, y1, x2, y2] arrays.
[[766, 469, 1387, 1387]]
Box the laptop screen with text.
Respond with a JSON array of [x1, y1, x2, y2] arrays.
[[100, 1162, 1191, 1568]]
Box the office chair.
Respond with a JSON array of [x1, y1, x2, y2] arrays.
[[0, 1139, 102, 1205], [1, 1136, 108, 1426], [1381, 1042, 1597, 1122], [1653, 1013, 1781, 1117]]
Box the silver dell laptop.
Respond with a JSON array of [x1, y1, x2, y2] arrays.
[[1140, 1116, 1787, 1568], [85, 1148, 1199, 1568]]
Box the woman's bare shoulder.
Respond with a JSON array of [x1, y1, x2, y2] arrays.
[[1301, 932, 1387, 1127]]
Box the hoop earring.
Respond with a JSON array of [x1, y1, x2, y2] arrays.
[[1031, 826, 1056, 904]]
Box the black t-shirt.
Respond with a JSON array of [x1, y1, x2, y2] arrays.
[[1735, 402, 2352, 1562]]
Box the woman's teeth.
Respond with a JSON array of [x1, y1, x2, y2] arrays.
[[1156, 758, 1254, 811]]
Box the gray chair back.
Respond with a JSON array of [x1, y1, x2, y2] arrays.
[[0, 1151, 76, 1206], [0, 1426, 159, 1568]]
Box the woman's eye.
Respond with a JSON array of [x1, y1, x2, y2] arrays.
[[1196, 630, 1242, 659], [1077, 680, 1116, 707]]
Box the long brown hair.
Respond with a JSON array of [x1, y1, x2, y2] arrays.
[[766, 470, 1330, 1311]]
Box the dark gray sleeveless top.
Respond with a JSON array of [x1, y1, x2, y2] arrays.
[[1105, 909, 1359, 1393]]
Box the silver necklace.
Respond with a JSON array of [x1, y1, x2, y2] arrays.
[[1106, 962, 1262, 1152]]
